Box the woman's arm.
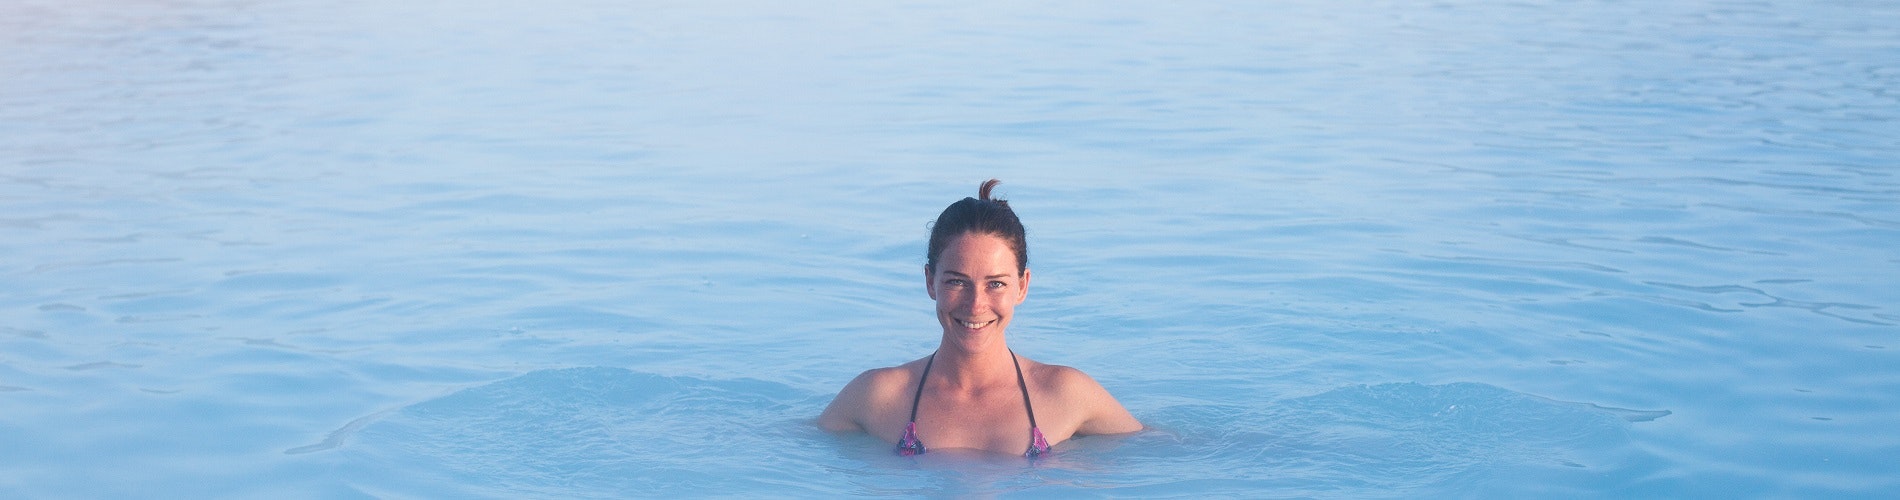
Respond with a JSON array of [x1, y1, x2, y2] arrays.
[[817, 370, 872, 432], [1056, 367, 1143, 435]]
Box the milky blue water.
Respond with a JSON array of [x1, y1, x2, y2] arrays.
[[3, 0, 1897, 497]]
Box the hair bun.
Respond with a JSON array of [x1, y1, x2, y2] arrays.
[[978, 178, 1007, 207]]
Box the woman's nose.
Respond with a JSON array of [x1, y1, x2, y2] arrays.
[[956, 290, 983, 313]]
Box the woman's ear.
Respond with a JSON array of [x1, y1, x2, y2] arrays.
[[1016, 268, 1031, 303], [924, 265, 938, 300]]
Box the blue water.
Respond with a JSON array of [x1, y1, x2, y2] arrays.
[[3, 0, 1897, 497]]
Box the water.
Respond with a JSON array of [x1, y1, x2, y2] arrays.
[[3, 0, 1897, 497]]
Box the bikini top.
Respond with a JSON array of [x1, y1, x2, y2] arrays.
[[894, 349, 1052, 458]]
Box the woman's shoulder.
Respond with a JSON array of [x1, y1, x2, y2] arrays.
[[853, 364, 916, 391], [1020, 358, 1107, 397], [819, 358, 928, 432], [839, 358, 930, 402], [1021, 355, 1144, 434]]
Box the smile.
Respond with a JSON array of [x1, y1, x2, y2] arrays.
[[959, 319, 995, 329]]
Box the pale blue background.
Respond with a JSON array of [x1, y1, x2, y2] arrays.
[[2, 0, 1896, 496]]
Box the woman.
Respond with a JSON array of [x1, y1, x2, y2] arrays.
[[819, 179, 1141, 457]]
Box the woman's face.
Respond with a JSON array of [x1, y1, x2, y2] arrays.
[[926, 232, 1030, 351]]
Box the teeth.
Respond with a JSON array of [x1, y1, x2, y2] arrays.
[[961, 320, 991, 329]]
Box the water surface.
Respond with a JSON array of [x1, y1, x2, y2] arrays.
[[2, 0, 1897, 497]]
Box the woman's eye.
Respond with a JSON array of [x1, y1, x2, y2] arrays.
[[987, 281, 1006, 289]]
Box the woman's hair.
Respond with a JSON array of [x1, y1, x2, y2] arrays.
[[927, 179, 1028, 275]]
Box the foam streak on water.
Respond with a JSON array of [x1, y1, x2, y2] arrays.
[[2, 0, 1896, 497]]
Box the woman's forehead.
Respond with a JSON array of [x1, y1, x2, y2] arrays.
[[937, 235, 1018, 268]]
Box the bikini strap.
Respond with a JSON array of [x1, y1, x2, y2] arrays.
[[1008, 349, 1037, 428], [1011, 349, 1052, 457], [907, 352, 936, 422]]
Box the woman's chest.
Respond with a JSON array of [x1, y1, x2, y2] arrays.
[[906, 392, 1041, 455]]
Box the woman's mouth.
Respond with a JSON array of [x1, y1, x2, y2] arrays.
[[959, 319, 994, 329]]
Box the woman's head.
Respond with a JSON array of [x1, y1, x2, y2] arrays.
[[926, 179, 1028, 276], [926, 180, 1031, 350]]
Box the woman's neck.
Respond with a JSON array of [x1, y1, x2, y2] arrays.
[[929, 343, 1018, 390]]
